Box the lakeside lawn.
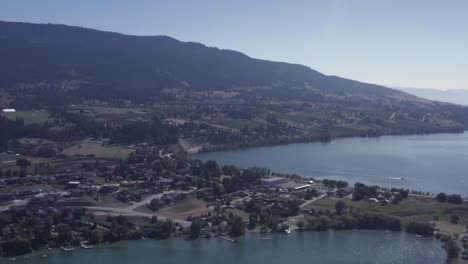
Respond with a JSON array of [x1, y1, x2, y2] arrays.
[[304, 196, 468, 225]]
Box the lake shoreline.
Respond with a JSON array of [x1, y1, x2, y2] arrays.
[[193, 131, 468, 196], [189, 129, 467, 155], [2, 229, 447, 263]]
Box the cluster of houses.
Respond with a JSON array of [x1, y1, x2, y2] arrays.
[[0, 146, 360, 235], [368, 193, 395, 204], [149, 191, 189, 211], [260, 176, 331, 194]]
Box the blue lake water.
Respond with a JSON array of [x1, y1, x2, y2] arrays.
[[195, 132, 468, 195], [1, 231, 445, 264]]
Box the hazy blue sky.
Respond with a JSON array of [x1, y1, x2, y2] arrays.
[[1, 0, 467, 90]]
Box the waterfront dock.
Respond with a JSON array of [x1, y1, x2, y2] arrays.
[[216, 235, 237, 243]]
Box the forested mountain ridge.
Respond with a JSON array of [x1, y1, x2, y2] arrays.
[[1, 21, 468, 152], [1, 21, 406, 97]]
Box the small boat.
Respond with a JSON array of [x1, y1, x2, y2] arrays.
[[260, 237, 271, 240], [81, 243, 94, 249], [61, 246, 75, 252], [385, 177, 404, 180], [10, 258, 15, 261], [284, 228, 291, 234], [216, 235, 237, 243], [41, 254, 48, 258]]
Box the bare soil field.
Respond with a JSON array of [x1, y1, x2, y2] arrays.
[[433, 220, 467, 235], [99, 195, 131, 208], [62, 142, 103, 156], [156, 198, 211, 221], [178, 138, 203, 154]]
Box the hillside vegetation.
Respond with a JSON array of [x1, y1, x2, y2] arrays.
[[0, 21, 468, 151]]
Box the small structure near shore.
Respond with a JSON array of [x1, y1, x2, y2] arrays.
[[261, 177, 289, 187], [216, 235, 237, 243]]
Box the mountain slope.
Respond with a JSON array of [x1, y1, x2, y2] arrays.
[[0, 21, 402, 97], [1, 20, 468, 137]]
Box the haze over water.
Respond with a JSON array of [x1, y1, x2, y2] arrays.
[[195, 132, 468, 196]]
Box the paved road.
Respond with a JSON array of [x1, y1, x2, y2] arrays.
[[85, 191, 191, 227], [158, 149, 173, 159], [126, 193, 164, 211], [299, 193, 328, 209], [0, 199, 29, 212], [86, 206, 191, 227]]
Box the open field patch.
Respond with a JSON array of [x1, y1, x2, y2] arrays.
[[304, 196, 468, 225], [62, 142, 103, 156], [62, 142, 134, 159], [1, 111, 52, 124], [156, 198, 211, 220], [0, 153, 52, 173], [76, 106, 153, 122]]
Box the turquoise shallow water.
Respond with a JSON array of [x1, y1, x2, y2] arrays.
[[0, 231, 445, 264], [195, 132, 468, 195]]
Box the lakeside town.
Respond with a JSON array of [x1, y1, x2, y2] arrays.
[[1, 104, 468, 263], [1, 142, 468, 263]]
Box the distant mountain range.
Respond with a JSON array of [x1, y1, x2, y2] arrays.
[[398, 88, 468, 106]]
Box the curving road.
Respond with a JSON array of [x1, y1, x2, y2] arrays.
[[85, 192, 191, 227]]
